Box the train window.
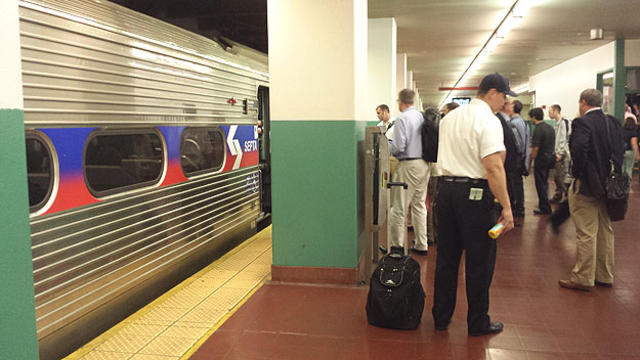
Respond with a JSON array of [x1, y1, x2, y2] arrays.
[[84, 130, 164, 196], [26, 133, 54, 212], [180, 127, 225, 176]]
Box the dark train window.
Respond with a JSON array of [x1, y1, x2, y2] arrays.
[[180, 127, 225, 176], [84, 130, 164, 196], [26, 133, 54, 212]]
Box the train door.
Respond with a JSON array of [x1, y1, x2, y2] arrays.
[[257, 86, 271, 229]]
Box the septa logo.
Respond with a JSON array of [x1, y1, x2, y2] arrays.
[[244, 140, 258, 152]]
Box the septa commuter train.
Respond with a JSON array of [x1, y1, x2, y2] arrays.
[[19, 0, 271, 358]]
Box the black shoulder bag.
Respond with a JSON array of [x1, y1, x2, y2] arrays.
[[604, 115, 630, 221]]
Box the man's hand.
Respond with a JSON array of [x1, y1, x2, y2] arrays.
[[556, 154, 562, 162], [497, 207, 514, 234], [482, 151, 514, 236]]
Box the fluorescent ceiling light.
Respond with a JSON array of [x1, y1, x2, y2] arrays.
[[486, 36, 502, 53], [513, 0, 534, 17], [439, 0, 535, 108], [496, 15, 521, 38]]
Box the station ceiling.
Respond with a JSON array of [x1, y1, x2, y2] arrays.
[[370, 0, 640, 106], [114, 0, 640, 107]]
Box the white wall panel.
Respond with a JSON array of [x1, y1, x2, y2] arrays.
[[268, 0, 368, 121], [530, 42, 614, 119], [625, 39, 640, 67], [1, 0, 23, 109], [367, 17, 396, 121]]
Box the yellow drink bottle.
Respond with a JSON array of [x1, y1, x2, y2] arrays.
[[488, 223, 505, 239]]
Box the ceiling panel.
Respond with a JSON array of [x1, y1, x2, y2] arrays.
[[369, 0, 640, 107]]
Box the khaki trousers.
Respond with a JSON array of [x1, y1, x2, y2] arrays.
[[568, 180, 615, 286], [552, 154, 570, 200], [389, 159, 430, 250]]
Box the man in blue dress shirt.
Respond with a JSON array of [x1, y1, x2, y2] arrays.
[[389, 88, 430, 255]]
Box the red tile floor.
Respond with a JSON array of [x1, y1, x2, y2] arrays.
[[191, 176, 640, 360]]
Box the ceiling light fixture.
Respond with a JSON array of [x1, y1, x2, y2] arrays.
[[590, 28, 604, 40], [439, 0, 536, 108]]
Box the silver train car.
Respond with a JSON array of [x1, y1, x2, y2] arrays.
[[19, 1, 271, 358]]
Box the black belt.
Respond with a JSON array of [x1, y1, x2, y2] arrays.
[[442, 176, 488, 186], [399, 157, 422, 161]]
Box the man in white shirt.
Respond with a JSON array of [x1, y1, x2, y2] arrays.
[[375, 104, 394, 139], [388, 89, 430, 255], [432, 73, 514, 337], [548, 104, 571, 203]]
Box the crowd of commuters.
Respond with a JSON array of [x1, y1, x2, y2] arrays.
[[375, 72, 632, 336]]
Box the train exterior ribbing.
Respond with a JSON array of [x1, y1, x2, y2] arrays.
[[19, 1, 270, 358]]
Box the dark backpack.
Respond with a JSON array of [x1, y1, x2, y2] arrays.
[[366, 252, 425, 329], [421, 108, 441, 162]]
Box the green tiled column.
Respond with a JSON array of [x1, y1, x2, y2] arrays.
[[1, 0, 39, 357], [271, 120, 367, 268], [267, 0, 370, 278], [0, 109, 39, 359]]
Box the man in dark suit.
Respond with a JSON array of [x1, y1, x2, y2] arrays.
[[496, 102, 520, 224], [559, 89, 624, 291]]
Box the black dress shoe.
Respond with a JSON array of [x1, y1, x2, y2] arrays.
[[411, 248, 428, 256], [595, 281, 613, 287], [533, 209, 551, 215], [468, 321, 504, 336]]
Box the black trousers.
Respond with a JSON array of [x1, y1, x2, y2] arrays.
[[432, 180, 498, 333], [534, 158, 553, 213], [506, 164, 525, 217]]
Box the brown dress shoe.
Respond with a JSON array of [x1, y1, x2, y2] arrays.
[[558, 279, 593, 291]]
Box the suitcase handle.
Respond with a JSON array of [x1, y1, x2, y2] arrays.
[[386, 182, 408, 189]]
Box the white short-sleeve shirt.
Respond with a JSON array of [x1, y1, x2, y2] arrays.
[[438, 98, 506, 179]]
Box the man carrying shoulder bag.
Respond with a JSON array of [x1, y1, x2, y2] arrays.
[[559, 89, 624, 291]]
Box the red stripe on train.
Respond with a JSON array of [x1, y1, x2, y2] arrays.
[[45, 174, 97, 215], [161, 161, 189, 187]]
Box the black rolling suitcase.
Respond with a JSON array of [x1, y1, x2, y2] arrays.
[[366, 179, 426, 330], [366, 251, 425, 329]]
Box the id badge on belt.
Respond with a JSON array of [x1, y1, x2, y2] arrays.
[[469, 187, 484, 201]]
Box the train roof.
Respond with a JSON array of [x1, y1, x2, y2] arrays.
[[20, 0, 269, 79]]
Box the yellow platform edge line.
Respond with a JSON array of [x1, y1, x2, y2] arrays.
[[64, 225, 272, 359], [179, 277, 266, 360]]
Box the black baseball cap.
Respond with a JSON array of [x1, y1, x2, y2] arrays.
[[479, 73, 518, 96]]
